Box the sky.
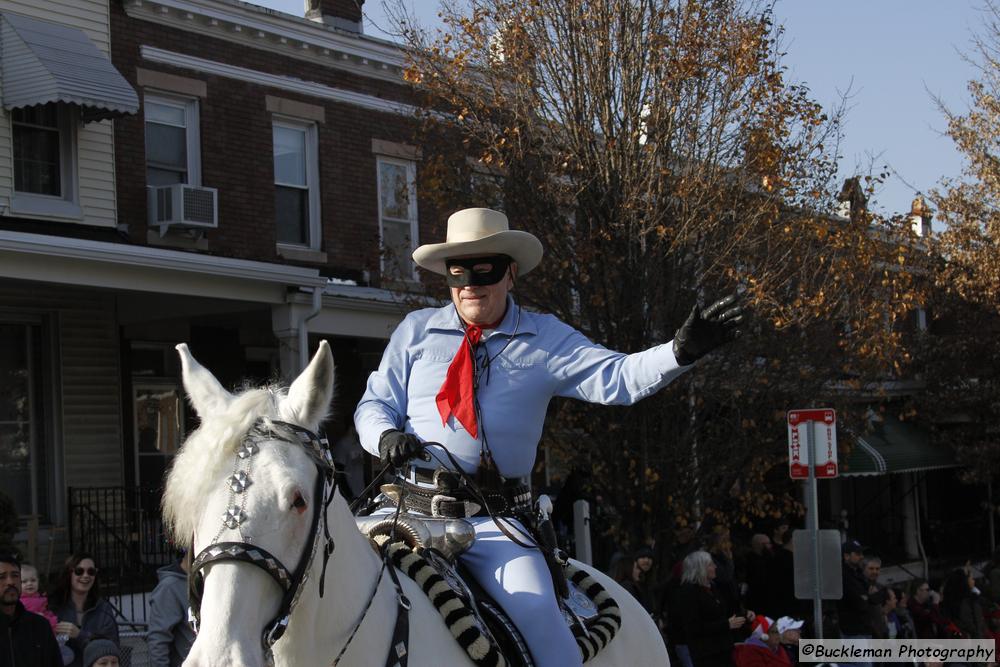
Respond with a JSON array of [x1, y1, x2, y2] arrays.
[[257, 0, 983, 220]]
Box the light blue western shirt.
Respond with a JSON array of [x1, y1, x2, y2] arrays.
[[355, 295, 691, 478]]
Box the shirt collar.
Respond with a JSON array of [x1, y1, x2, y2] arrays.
[[426, 295, 537, 337]]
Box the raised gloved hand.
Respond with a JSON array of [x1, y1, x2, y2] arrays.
[[672, 292, 745, 366], [378, 429, 426, 468]]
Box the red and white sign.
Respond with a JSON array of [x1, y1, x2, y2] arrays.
[[787, 409, 838, 479]]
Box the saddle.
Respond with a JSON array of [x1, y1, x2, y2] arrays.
[[355, 506, 618, 667]]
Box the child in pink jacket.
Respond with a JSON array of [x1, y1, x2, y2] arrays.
[[20, 562, 59, 632]]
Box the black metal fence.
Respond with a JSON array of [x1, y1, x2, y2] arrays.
[[68, 486, 175, 627]]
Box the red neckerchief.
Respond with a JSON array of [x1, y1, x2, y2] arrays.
[[435, 314, 504, 438]]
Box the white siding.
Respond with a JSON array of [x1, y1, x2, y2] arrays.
[[78, 121, 118, 227], [0, 106, 10, 213], [0, 280, 123, 489], [0, 0, 119, 227]]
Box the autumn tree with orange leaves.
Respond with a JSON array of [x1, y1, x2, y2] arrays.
[[911, 0, 1000, 486], [395, 0, 928, 549]]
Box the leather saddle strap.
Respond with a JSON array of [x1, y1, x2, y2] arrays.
[[383, 548, 411, 667]]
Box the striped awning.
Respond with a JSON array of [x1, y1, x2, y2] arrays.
[[1, 12, 138, 120], [841, 417, 958, 477]]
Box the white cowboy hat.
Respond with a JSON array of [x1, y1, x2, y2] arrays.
[[412, 208, 543, 276]]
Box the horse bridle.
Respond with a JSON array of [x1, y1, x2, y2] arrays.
[[188, 418, 337, 656]]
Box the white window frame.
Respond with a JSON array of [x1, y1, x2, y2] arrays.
[[376, 155, 419, 281], [9, 105, 81, 219], [273, 116, 321, 251], [144, 91, 201, 186]]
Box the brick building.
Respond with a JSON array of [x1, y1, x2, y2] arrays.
[[0, 0, 438, 585], [109, 0, 442, 492]]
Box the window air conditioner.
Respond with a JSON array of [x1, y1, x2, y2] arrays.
[[147, 184, 218, 236]]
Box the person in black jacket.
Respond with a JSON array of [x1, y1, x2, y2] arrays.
[[743, 534, 773, 616], [613, 550, 657, 618], [0, 552, 61, 667], [837, 540, 872, 667], [766, 536, 798, 619], [678, 549, 752, 667]]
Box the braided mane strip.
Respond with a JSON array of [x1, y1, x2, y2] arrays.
[[383, 541, 621, 665]]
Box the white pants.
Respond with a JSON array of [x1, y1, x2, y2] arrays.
[[460, 516, 582, 667], [374, 508, 580, 667]]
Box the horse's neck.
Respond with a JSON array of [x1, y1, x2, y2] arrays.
[[325, 494, 385, 610], [278, 491, 388, 664]]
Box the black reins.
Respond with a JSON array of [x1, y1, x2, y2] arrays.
[[188, 419, 337, 655]]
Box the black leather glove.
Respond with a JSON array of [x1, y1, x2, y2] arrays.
[[378, 429, 426, 468], [672, 292, 745, 366]]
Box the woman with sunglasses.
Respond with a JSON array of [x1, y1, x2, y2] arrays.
[[49, 554, 119, 667]]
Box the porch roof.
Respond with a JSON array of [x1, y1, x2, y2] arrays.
[[0, 230, 327, 303], [841, 417, 959, 477]]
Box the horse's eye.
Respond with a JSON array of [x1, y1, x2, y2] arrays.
[[292, 493, 307, 512]]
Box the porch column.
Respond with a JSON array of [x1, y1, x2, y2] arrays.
[[271, 303, 302, 381]]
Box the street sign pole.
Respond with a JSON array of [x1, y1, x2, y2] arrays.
[[806, 421, 823, 640], [789, 407, 838, 635]]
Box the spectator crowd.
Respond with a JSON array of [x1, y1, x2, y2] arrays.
[[0, 549, 193, 667], [4, 524, 1000, 667], [608, 522, 1000, 667]]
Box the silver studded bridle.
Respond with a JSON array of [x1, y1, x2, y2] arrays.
[[188, 418, 337, 657]]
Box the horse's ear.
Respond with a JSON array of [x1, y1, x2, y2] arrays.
[[282, 340, 334, 429], [176, 343, 234, 417]]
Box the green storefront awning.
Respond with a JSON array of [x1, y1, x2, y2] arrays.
[[841, 417, 958, 477]]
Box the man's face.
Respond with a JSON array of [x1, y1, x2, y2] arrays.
[[448, 257, 515, 326], [636, 556, 653, 573], [914, 582, 930, 604], [0, 562, 21, 613], [864, 560, 881, 582]]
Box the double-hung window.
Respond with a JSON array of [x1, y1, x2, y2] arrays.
[[273, 119, 320, 248], [11, 104, 79, 217], [377, 156, 418, 280], [144, 93, 200, 186]]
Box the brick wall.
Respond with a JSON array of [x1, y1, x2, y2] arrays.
[[110, 2, 443, 285]]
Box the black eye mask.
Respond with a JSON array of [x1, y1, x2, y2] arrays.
[[445, 255, 512, 287]]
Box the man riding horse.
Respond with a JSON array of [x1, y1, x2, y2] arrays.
[[355, 207, 743, 667]]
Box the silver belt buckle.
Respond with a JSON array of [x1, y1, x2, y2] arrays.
[[430, 494, 481, 518]]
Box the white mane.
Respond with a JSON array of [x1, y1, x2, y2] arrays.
[[163, 386, 284, 547]]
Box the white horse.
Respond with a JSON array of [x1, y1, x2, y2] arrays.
[[164, 341, 668, 667]]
